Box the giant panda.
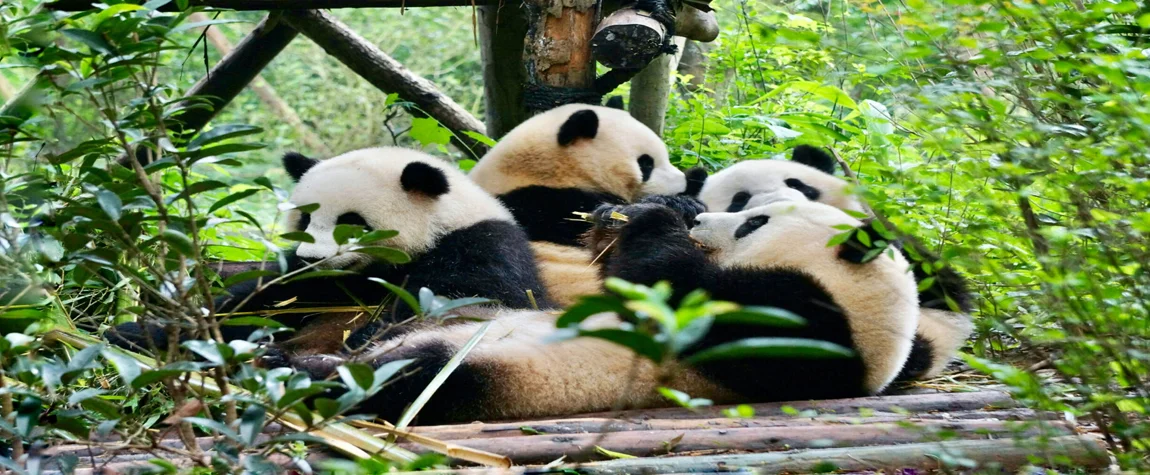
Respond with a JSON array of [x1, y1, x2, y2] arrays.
[[109, 147, 549, 355], [694, 145, 974, 381], [467, 104, 693, 307], [281, 201, 918, 424]]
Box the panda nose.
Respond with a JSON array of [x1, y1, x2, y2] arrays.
[[690, 218, 701, 228]]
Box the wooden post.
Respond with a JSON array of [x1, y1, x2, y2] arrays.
[[523, 0, 599, 111], [171, 14, 299, 137], [189, 13, 331, 156], [478, 5, 530, 139], [281, 9, 489, 158], [628, 36, 684, 136]]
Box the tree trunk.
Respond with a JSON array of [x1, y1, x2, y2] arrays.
[[523, 0, 599, 111], [628, 37, 684, 136]]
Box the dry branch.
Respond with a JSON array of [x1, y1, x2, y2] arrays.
[[281, 9, 488, 158], [45, 0, 497, 10]]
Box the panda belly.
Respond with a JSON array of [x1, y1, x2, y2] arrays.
[[530, 241, 603, 307]]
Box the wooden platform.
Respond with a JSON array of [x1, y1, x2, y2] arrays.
[[41, 391, 1108, 474]]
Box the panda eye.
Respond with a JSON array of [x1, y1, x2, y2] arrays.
[[297, 213, 311, 231], [734, 215, 770, 239], [637, 155, 655, 182], [336, 212, 372, 231], [727, 192, 751, 212], [785, 178, 821, 201]]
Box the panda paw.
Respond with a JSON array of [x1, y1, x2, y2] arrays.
[[257, 346, 293, 370], [637, 194, 707, 225]]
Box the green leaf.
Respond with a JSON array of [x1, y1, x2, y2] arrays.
[[765, 81, 858, 110], [856, 229, 872, 247], [209, 189, 261, 214], [461, 130, 497, 147], [92, 4, 146, 28], [333, 224, 364, 245], [183, 340, 226, 366], [917, 277, 937, 293], [338, 363, 376, 391], [61, 29, 114, 54], [370, 278, 420, 314], [96, 189, 122, 221], [131, 362, 201, 389], [184, 417, 240, 442], [352, 246, 411, 264], [160, 229, 195, 256], [313, 398, 341, 419], [277, 386, 327, 410], [686, 338, 854, 365], [371, 359, 413, 391], [167, 180, 227, 204], [357, 229, 399, 245], [579, 328, 665, 363], [280, 232, 315, 244], [101, 349, 141, 386], [239, 404, 266, 446], [425, 297, 497, 319], [223, 270, 280, 288], [67, 388, 107, 406], [187, 124, 263, 151], [826, 230, 853, 247], [556, 295, 632, 328], [595, 446, 637, 459], [409, 118, 453, 146], [715, 306, 806, 327]]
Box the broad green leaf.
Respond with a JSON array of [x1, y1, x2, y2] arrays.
[[333, 224, 364, 245], [556, 295, 632, 328], [714, 306, 806, 327], [352, 246, 411, 264], [92, 4, 146, 28], [160, 229, 195, 256], [101, 349, 141, 386], [239, 404, 267, 446], [685, 338, 854, 365], [184, 417, 240, 442], [409, 118, 453, 146], [579, 328, 665, 363], [280, 232, 315, 243], [338, 363, 376, 391], [96, 189, 122, 221], [208, 189, 261, 214], [61, 29, 114, 54], [131, 362, 201, 389], [187, 124, 263, 151], [182, 340, 226, 366], [357, 229, 399, 245], [372, 359, 414, 391], [462, 130, 497, 147]]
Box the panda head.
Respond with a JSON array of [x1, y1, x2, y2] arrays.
[[469, 104, 687, 200], [697, 145, 865, 214], [283, 147, 514, 269], [689, 201, 867, 269]]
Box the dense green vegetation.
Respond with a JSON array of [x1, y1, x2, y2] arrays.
[[1, 0, 1148, 471]]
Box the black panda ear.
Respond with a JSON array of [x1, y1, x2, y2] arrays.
[[791, 145, 837, 174], [401, 162, 450, 197], [604, 95, 625, 110], [683, 166, 708, 197], [558, 110, 599, 147], [283, 152, 319, 182]]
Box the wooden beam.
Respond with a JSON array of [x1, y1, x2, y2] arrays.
[[45, 0, 498, 11], [169, 13, 299, 137], [189, 13, 331, 156], [281, 9, 488, 158]]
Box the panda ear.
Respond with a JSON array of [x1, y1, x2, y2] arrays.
[[604, 95, 625, 110], [558, 110, 599, 147], [283, 152, 319, 182], [401, 162, 451, 197], [683, 166, 708, 197], [790, 145, 837, 174]]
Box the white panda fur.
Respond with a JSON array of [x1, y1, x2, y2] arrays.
[[467, 104, 691, 307], [286, 201, 917, 424], [110, 147, 550, 356], [693, 145, 974, 381]]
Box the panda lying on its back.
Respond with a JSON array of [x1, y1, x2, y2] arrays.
[[468, 104, 698, 307], [285, 201, 918, 424], [110, 147, 549, 355], [694, 145, 974, 381]]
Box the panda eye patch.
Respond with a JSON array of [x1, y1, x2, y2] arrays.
[[297, 213, 311, 231], [785, 178, 821, 201], [336, 212, 372, 230], [734, 215, 770, 239], [727, 192, 751, 212], [638, 155, 655, 182]]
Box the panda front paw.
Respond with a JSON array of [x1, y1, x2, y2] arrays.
[[637, 194, 707, 225]]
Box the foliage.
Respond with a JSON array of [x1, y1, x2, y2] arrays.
[[664, 0, 1150, 467]]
